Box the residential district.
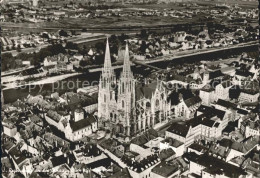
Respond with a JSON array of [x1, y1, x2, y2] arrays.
[[1, 37, 260, 177]]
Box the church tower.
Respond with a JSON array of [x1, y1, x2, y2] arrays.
[[98, 38, 117, 122], [117, 42, 135, 136]]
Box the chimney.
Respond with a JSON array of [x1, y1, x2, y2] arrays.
[[225, 147, 229, 152]]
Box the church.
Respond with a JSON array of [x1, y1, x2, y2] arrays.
[[97, 39, 171, 137]]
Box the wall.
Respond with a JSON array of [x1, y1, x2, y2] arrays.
[[3, 126, 17, 137]]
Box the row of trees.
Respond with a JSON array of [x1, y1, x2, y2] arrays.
[[2, 32, 131, 71]]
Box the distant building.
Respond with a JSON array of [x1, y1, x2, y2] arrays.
[[159, 137, 185, 157], [215, 81, 233, 101], [199, 85, 215, 105], [151, 161, 181, 178], [2, 120, 17, 137], [240, 116, 260, 138], [64, 109, 97, 141], [32, 0, 38, 7], [174, 31, 186, 42], [239, 90, 259, 103], [188, 153, 247, 178], [175, 96, 202, 119]]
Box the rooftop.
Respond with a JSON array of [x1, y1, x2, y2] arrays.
[[166, 122, 190, 138], [162, 137, 184, 148], [188, 153, 247, 177], [231, 136, 259, 154], [184, 96, 201, 108], [70, 114, 96, 132], [152, 161, 179, 177], [216, 99, 237, 109]]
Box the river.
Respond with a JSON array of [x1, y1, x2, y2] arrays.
[[3, 44, 258, 104]]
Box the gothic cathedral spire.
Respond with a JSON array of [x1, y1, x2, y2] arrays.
[[117, 41, 135, 137], [121, 41, 133, 79], [102, 38, 113, 77], [98, 38, 116, 121]]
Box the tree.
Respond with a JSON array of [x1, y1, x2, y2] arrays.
[[16, 48, 22, 52], [95, 42, 105, 53], [79, 60, 91, 67], [59, 30, 68, 37], [140, 41, 147, 54], [1, 53, 14, 71], [118, 33, 129, 43], [65, 42, 78, 50], [140, 29, 148, 40], [41, 33, 49, 39]]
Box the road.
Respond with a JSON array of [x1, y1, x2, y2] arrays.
[[1, 65, 36, 77]]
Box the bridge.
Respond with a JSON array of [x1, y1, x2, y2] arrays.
[[132, 60, 163, 71]]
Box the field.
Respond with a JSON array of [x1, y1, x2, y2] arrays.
[[0, 0, 257, 36]]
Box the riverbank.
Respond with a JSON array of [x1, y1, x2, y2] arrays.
[[2, 72, 82, 90]]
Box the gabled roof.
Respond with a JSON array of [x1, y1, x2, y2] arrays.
[[197, 105, 226, 120], [152, 161, 179, 177], [166, 122, 190, 138], [209, 144, 230, 158], [50, 155, 67, 168], [184, 96, 202, 108], [235, 69, 254, 78], [162, 137, 184, 148], [70, 114, 96, 132], [9, 145, 27, 165], [189, 143, 208, 153], [187, 153, 247, 177], [109, 168, 132, 178], [209, 70, 224, 79], [231, 136, 259, 154], [216, 99, 237, 109]]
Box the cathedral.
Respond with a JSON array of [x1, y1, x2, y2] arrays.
[[97, 39, 171, 137]]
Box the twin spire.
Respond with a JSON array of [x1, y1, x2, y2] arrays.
[[103, 38, 112, 76], [103, 38, 132, 78], [122, 41, 132, 78]]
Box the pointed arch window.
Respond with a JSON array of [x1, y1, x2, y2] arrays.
[[122, 100, 125, 108], [122, 82, 125, 93], [156, 99, 160, 107]]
